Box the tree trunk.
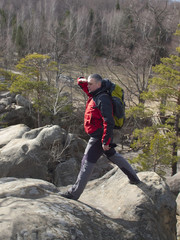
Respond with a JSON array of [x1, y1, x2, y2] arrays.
[[172, 143, 177, 175], [171, 88, 180, 175]]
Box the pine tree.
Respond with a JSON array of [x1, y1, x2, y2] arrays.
[[148, 35, 179, 174], [131, 126, 177, 176], [10, 53, 57, 127], [131, 25, 180, 175], [116, 1, 120, 11], [15, 25, 26, 56]]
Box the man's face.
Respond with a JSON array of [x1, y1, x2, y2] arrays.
[[87, 78, 101, 92]]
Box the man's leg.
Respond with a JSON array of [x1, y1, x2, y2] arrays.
[[61, 138, 103, 200], [107, 152, 140, 183], [65, 157, 95, 200]]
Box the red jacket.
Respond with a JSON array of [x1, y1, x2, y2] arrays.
[[77, 78, 115, 145]]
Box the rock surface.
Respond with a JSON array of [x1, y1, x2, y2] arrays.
[[80, 169, 176, 240], [0, 124, 113, 185], [0, 91, 34, 127], [0, 123, 178, 239], [177, 193, 180, 239], [0, 124, 87, 184], [0, 125, 64, 180], [0, 124, 30, 147], [54, 158, 80, 186], [166, 172, 180, 196], [177, 193, 180, 215], [0, 171, 177, 240]]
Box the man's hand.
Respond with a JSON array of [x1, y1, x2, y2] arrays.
[[102, 144, 110, 151]]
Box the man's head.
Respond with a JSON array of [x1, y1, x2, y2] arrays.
[[87, 74, 102, 92]]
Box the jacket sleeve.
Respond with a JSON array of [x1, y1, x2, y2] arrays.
[[77, 77, 91, 97], [98, 94, 115, 145]]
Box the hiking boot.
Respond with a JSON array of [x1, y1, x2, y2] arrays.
[[60, 192, 77, 200], [129, 179, 141, 185]]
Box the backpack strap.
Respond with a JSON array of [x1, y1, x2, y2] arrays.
[[93, 92, 111, 109]]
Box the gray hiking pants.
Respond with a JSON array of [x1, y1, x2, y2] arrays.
[[68, 137, 139, 200]]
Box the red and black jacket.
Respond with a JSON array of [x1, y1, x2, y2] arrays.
[[77, 78, 115, 145]]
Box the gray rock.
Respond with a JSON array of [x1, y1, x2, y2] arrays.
[[0, 172, 176, 240], [0, 104, 33, 126], [90, 155, 113, 180], [0, 91, 15, 99], [0, 178, 127, 240], [0, 97, 13, 106], [15, 94, 32, 109], [0, 103, 6, 113], [0, 124, 85, 184], [0, 125, 65, 180], [0, 92, 34, 127], [64, 133, 87, 159], [80, 170, 176, 240], [0, 124, 30, 147], [54, 158, 79, 186], [177, 193, 180, 240], [177, 215, 180, 240], [0, 177, 58, 198], [177, 193, 180, 215], [166, 172, 180, 196]]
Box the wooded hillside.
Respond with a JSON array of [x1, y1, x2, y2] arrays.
[[0, 0, 179, 69]]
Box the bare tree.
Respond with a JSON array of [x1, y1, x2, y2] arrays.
[[105, 46, 153, 106], [0, 0, 179, 70]]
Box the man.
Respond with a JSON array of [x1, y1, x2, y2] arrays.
[[61, 74, 140, 200]]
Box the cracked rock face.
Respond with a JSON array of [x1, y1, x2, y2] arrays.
[[80, 170, 177, 240], [0, 125, 177, 240], [0, 170, 177, 240], [0, 178, 127, 240], [0, 124, 111, 185], [0, 124, 87, 184]]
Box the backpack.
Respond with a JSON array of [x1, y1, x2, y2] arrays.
[[105, 80, 125, 129]]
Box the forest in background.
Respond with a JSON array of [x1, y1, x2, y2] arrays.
[[0, 0, 180, 69]]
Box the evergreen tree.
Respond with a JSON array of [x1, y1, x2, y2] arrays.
[[116, 1, 120, 11], [10, 53, 57, 127], [131, 25, 180, 175], [131, 126, 177, 176], [0, 68, 11, 91], [15, 25, 26, 56]]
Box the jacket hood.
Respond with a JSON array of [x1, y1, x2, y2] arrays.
[[102, 79, 113, 91], [91, 79, 113, 96]]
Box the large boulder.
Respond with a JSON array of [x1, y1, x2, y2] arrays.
[[177, 216, 180, 240], [0, 124, 86, 184], [0, 171, 176, 240], [0, 92, 34, 127], [90, 155, 114, 180], [166, 172, 180, 196], [0, 97, 13, 107], [0, 177, 128, 240], [0, 104, 34, 127], [62, 133, 87, 160], [54, 158, 80, 186], [0, 124, 30, 147], [177, 193, 180, 239], [177, 193, 180, 215], [15, 94, 32, 109], [0, 125, 64, 180], [80, 170, 177, 240]]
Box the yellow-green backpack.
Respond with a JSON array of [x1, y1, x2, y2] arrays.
[[102, 79, 125, 129], [110, 83, 125, 129]]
